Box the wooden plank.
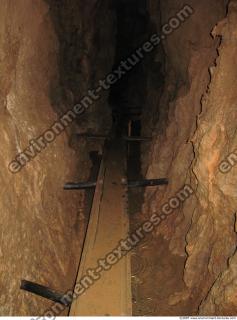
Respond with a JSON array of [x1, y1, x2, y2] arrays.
[[70, 140, 132, 316]]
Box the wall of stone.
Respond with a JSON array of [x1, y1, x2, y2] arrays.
[[0, 0, 115, 315], [142, 0, 237, 315]]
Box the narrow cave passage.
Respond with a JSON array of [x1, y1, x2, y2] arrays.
[[2, 0, 237, 317], [109, 0, 150, 129], [107, 1, 193, 316], [108, 3, 159, 313]]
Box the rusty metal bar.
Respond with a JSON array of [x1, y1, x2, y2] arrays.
[[123, 178, 168, 188], [20, 280, 70, 306], [123, 136, 151, 142], [64, 182, 97, 190], [75, 133, 109, 140]]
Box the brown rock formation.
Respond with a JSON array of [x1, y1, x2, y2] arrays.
[[0, 0, 115, 315], [139, 0, 237, 316]]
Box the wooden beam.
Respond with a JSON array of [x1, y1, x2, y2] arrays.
[[70, 140, 132, 316]]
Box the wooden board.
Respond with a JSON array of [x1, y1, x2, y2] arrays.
[[70, 140, 132, 316]]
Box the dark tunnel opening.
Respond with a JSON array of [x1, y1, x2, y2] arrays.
[[109, 0, 151, 136]]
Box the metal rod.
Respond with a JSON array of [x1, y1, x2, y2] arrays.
[[75, 133, 109, 140], [64, 182, 97, 190], [20, 280, 70, 306], [123, 136, 151, 142], [125, 178, 168, 188]]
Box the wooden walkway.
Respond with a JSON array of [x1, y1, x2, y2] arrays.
[[70, 139, 132, 316]]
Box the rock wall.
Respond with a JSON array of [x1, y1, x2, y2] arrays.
[[194, 2, 237, 314], [142, 0, 237, 315], [0, 0, 115, 315], [47, 0, 115, 134], [141, 0, 165, 136]]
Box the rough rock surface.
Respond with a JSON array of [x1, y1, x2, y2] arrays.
[[0, 0, 114, 315], [139, 0, 237, 315], [195, 2, 237, 314], [47, 0, 115, 134]]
